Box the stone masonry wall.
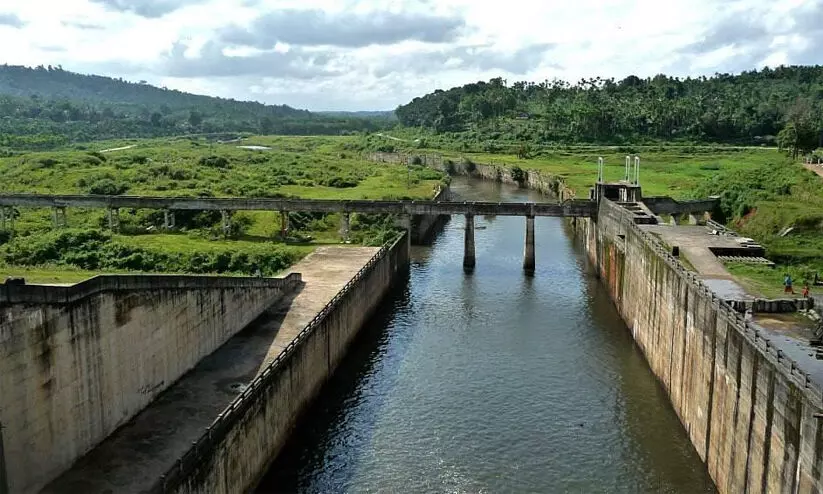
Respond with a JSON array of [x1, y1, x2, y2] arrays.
[[572, 201, 823, 494], [155, 234, 409, 494], [0, 275, 300, 494]]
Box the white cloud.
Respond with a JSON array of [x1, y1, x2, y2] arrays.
[[0, 0, 821, 111]]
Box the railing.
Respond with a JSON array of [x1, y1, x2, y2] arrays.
[[602, 199, 822, 403], [153, 234, 404, 493]]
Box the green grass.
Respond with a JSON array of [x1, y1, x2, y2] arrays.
[[431, 146, 785, 199], [0, 264, 108, 284], [724, 263, 819, 299], [0, 135, 446, 281]]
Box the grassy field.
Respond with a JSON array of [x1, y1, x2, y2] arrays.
[[0, 135, 445, 282]]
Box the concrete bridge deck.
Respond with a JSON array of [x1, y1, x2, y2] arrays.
[[0, 193, 596, 217], [40, 246, 379, 494]]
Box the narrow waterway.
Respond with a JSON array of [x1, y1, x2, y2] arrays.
[[258, 177, 716, 493]]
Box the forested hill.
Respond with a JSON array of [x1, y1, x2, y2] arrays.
[[395, 66, 823, 149], [0, 65, 385, 149]]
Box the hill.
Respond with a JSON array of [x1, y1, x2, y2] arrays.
[[394, 66, 823, 150], [0, 65, 387, 149]]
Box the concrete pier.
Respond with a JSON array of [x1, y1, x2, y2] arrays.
[[40, 246, 385, 494], [340, 212, 350, 242], [463, 213, 475, 272], [280, 210, 289, 238], [163, 210, 175, 230], [106, 208, 119, 231], [523, 215, 535, 275]]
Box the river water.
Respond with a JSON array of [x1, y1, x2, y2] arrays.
[[258, 177, 716, 493]]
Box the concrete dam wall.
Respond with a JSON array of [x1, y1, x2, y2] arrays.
[[574, 200, 823, 494], [157, 235, 410, 494], [0, 274, 300, 494]]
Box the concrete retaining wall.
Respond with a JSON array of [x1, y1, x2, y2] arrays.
[[154, 234, 410, 494], [433, 160, 576, 201], [572, 201, 823, 494], [727, 298, 815, 314], [411, 185, 451, 244], [0, 274, 300, 494]]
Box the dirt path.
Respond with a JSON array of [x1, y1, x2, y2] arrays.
[[804, 163, 823, 179], [99, 144, 136, 153]]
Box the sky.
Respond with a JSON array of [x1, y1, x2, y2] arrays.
[[0, 0, 821, 111]]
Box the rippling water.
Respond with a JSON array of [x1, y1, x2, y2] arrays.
[[258, 178, 716, 493]]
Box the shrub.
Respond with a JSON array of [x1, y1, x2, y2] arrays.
[[88, 178, 129, 195], [510, 166, 526, 185], [198, 155, 230, 168]]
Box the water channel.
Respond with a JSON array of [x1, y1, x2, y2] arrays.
[[257, 177, 716, 493]]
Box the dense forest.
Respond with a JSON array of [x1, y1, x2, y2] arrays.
[[0, 65, 388, 149], [395, 66, 823, 152]]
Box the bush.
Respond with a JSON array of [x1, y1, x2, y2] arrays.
[[411, 155, 423, 165], [88, 178, 129, 195], [198, 155, 230, 168], [510, 166, 526, 185]]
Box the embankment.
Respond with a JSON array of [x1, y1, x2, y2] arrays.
[[156, 234, 409, 494], [411, 185, 451, 244], [573, 200, 823, 493], [0, 274, 299, 494]]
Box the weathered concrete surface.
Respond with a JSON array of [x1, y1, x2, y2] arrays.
[[39, 245, 397, 494], [161, 238, 408, 494], [0, 275, 298, 494], [410, 185, 450, 244], [572, 201, 823, 494], [0, 193, 595, 217]]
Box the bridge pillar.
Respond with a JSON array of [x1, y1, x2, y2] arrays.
[[52, 207, 67, 228], [687, 213, 700, 225], [669, 214, 679, 226], [164, 210, 175, 230], [221, 210, 231, 237], [0, 207, 6, 231], [280, 211, 289, 240], [463, 213, 475, 272], [340, 213, 350, 243], [107, 208, 120, 232], [524, 215, 535, 275]]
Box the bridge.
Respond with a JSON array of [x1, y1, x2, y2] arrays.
[[0, 193, 598, 275]]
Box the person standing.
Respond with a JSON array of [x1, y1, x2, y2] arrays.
[[784, 273, 795, 294], [803, 283, 810, 299]]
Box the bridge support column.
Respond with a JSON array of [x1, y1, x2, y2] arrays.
[[52, 207, 67, 228], [669, 214, 679, 226], [164, 210, 175, 230], [463, 213, 475, 272], [340, 213, 350, 243], [687, 213, 699, 225], [524, 215, 535, 275], [107, 208, 120, 232], [221, 210, 230, 237], [0, 207, 6, 231], [280, 211, 289, 240]]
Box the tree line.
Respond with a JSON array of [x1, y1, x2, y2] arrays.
[[395, 66, 823, 153], [0, 65, 390, 149]]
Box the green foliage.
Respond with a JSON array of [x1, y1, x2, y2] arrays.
[[88, 178, 129, 195], [0, 65, 391, 150], [395, 68, 823, 146], [0, 228, 302, 275], [510, 166, 526, 185]]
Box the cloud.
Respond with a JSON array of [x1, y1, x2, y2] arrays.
[[680, 14, 770, 55], [160, 40, 340, 79], [89, 0, 202, 18], [62, 20, 106, 30], [374, 43, 557, 78], [0, 13, 24, 28], [220, 9, 465, 48]]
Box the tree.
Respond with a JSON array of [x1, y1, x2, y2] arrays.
[[777, 123, 800, 158], [188, 111, 203, 128]]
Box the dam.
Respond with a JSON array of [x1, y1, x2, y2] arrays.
[[257, 176, 716, 492], [3, 174, 822, 493]]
